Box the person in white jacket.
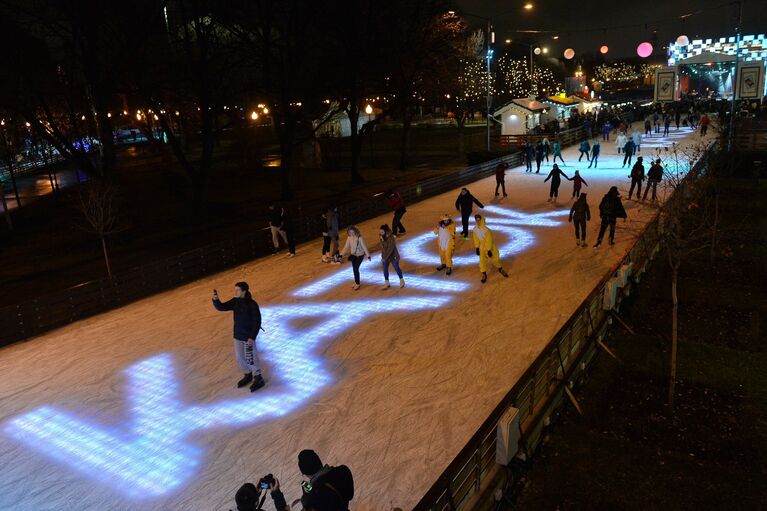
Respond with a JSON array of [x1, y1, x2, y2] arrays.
[[631, 129, 643, 153], [615, 132, 627, 154], [341, 225, 371, 290]]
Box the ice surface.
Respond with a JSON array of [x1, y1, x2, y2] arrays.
[[0, 127, 701, 510]]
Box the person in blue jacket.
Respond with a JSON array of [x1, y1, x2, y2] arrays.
[[578, 138, 591, 162], [588, 139, 600, 168], [213, 282, 265, 392]]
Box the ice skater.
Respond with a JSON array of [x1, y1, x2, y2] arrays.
[[542, 136, 550, 162], [384, 190, 407, 236], [578, 138, 591, 162], [568, 193, 591, 247], [321, 206, 341, 263], [700, 114, 710, 136], [535, 141, 544, 173], [663, 114, 671, 135], [455, 187, 484, 239], [615, 131, 627, 154], [622, 137, 636, 168], [341, 225, 371, 290], [434, 214, 456, 275], [473, 213, 509, 283], [524, 142, 534, 172], [643, 158, 663, 201], [212, 282, 266, 392], [627, 156, 645, 200], [379, 224, 405, 289], [588, 139, 600, 168], [571, 170, 588, 198], [551, 138, 565, 164], [602, 121, 612, 141], [631, 128, 642, 153], [495, 161, 508, 197], [594, 186, 627, 247], [644, 118, 652, 136], [544, 164, 570, 202], [267, 203, 296, 257]]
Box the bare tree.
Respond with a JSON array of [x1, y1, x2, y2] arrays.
[[0, 182, 13, 231], [73, 180, 123, 278]]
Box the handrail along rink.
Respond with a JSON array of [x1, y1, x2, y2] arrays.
[[413, 146, 713, 511]]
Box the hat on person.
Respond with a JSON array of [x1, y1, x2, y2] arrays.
[[298, 449, 324, 476], [441, 214, 451, 222], [235, 483, 259, 511]]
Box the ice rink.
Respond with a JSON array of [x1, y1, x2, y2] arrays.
[[0, 127, 700, 510]]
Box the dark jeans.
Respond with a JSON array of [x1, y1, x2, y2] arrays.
[[642, 179, 658, 201], [578, 150, 590, 161], [322, 235, 339, 256], [536, 158, 542, 173], [574, 219, 587, 240], [588, 154, 598, 168], [663, 125, 670, 135], [460, 211, 471, 237], [597, 217, 617, 243], [382, 258, 403, 280], [349, 254, 364, 284], [549, 182, 560, 198], [572, 186, 582, 198], [602, 132, 610, 141], [495, 179, 506, 195], [525, 159, 532, 172], [392, 207, 407, 235], [622, 153, 633, 166], [701, 125, 708, 136], [553, 153, 565, 164], [628, 179, 643, 199]]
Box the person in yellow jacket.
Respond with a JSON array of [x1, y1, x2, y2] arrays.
[[433, 214, 456, 275], [473, 214, 509, 283]]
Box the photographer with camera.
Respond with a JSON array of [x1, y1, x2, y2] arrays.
[[297, 449, 354, 511], [232, 474, 289, 511]]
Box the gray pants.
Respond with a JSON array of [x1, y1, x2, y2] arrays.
[[270, 225, 288, 249], [234, 338, 261, 374]]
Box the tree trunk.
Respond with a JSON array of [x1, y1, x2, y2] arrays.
[[280, 138, 294, 200], [457, 115, 466, 156], [7, 161, 20, 208], [347, 105, 364, 184], [100, 235, 112, 279], [0, 184, 12, 231], [399, 108, 412, 171], [668, 263, 679, 407]]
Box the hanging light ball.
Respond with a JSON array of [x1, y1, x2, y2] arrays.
[[600, 45, 609, 54], [534, 47, 542, 55], [637, 42, 653, 58], [675, 34, 690, 46], [564, 48, 575, 59]]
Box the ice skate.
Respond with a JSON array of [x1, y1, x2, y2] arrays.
[[436, 264, 446, 271], [593, 241, 601, 248], [609, 239, 615, 246], [446, 267, 452, 275], [581, 240, 587, 248], [287, 252, 296, 258], [503, 193, 508, 197], [481, 272, 487, 283], [382, 281, 390, 290], [399, 278, 405, 288], [236, 372, 253, 388], [577, 240, 582, 247], [498, 268, 509, 278], [322, 255, 330, 263], [353, 284, 361, 290], [249, 374, 265, 392]]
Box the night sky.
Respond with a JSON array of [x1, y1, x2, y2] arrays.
[[456, 0, 766, 59]]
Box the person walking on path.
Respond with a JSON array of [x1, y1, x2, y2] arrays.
[[212, 282, 266, 392], [341, 225, 371, 290], [434, 214, 456, 275], [551, 138, 565, 164], [602, 121, 612, 141], [544, 164, 571, 202], [588, 139, 600, 168], [622, 137, 636, 168], [663, 114, 671, 136], [594, 186, 627, 247], [379, 224, 405, 289], [495, 162, 509, 197], [653, 111, 661, 133], [473, 213, 509, 283], [268, 204, 296, 257], [631, 129, 642, 153], [700, 114, 711, 136], [644, 118, 652, 136], [321, 206, 341, 263], [535, 141, 544, 173], [627, 156, 645, 200], [615, 131, 627, 154], [384, 190, 407, 236], [578, 138, 591, 162], [643, 158, 663, 201], [568, 193, 591, 247], [571, 170, 588, 198], [524, 142, 534, 172], [542, 136, 550, 162], [455, 187, 484, 239]]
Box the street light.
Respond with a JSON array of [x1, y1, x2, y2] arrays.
[[250, 111, 258, 120], [524, 3, 533, 10], [365, 104, 373, 115]]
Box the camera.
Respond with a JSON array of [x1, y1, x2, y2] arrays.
[[258, 473, 275, 490]]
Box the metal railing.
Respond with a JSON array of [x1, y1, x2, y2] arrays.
[[414, 147, 712, 511]]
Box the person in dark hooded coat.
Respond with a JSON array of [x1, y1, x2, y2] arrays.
[[594, 186, 627, 247], [454, 188, 484, 238], [569, 193, 591, 247], [543, 164, 571, 202]]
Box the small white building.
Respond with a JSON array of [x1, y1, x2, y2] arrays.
[[314, 106, 377, 138], [494, 98, 547, 136], [541, 94, 580, 123]]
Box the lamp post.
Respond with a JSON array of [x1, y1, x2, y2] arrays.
[[727, 0, 743, 152]]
